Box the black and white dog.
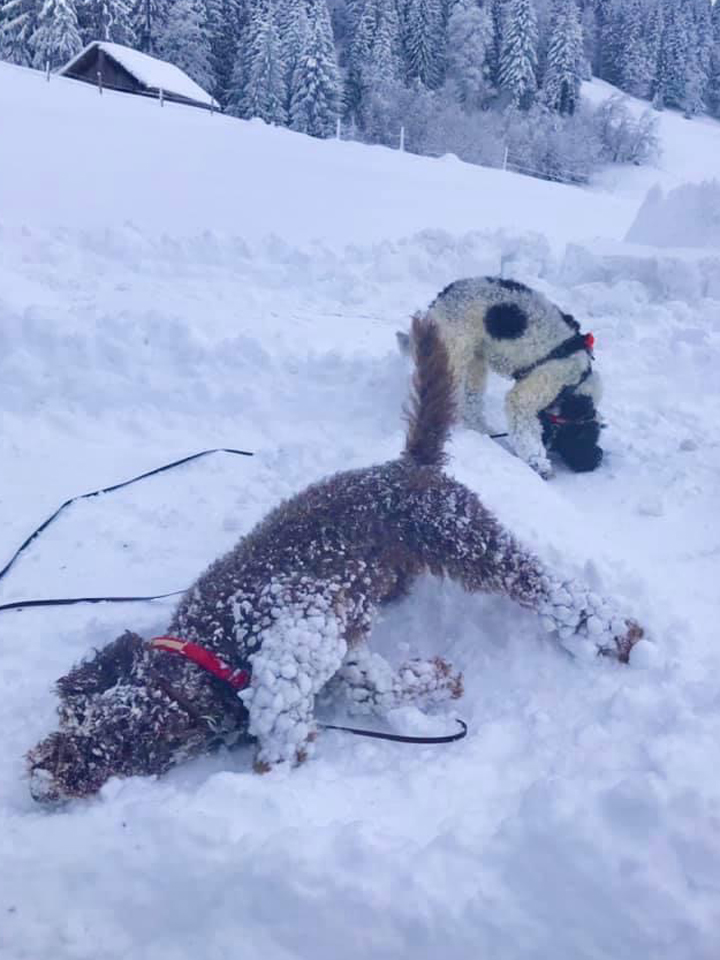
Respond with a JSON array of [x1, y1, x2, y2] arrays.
[[400, 277, 603, 478]]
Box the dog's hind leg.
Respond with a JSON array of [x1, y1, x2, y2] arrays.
[[327, 646, 463, 716], [463, 351, 490, 433], [408, 478, 643, 663]]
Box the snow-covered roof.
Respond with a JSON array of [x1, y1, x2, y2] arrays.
[[60, 42, 217, 108]]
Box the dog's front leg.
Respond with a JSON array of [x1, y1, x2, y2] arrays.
[[328, 646, 463, 715], [240, 596, 348, 771], [505, 365, 565, 478]]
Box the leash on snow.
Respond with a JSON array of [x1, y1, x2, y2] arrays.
[[1, 454, 469, 748], [319, 719, 467, 744], [0, 448, 253, 613]]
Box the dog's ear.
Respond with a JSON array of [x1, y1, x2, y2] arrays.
[[57, 631, 145, 699], [396, 330, 411, 355]]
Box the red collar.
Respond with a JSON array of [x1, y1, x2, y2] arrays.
[[150, 636, 250, 691]]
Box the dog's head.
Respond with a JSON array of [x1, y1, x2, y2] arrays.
[[27, 632, 243, 803], [541, 392, 603, 473]]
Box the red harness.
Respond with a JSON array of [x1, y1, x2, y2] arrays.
[[150, 635, 250, 691]]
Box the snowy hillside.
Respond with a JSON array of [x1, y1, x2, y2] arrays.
[[1, 60, 720, 960]]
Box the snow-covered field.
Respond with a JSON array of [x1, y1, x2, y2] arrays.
[[1, 61, 720, 959]]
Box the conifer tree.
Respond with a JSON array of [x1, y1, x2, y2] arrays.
[[290, 0, 340, 136], [131, 0, 168, 52], [592, 0, 620, 83], [498, 0, 538, 108], [1, 0, 39, 65], [31, 0, 82, 68], [403, 0, 445, 89], [651, 0, 701, 114], [279, 0, 309, 115], [708, 0, 720, 118], [156, 0, 213, 89], [78, 0, 135, 44], [232, 0, 287, 123], [486, 0, 506, 87], [541, 0, 582, 114], [616, 0, 654, 99], [345, 0, 403, 126], [446, 0, 494, 111], [203, 0, 241, 105]]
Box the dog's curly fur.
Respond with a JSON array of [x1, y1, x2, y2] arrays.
[[402, 277, 604, 478], [27, 316, 641, 803]]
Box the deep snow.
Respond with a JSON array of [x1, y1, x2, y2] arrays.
[[1, 61, 720, 959]]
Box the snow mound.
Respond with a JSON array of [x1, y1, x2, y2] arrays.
[[626, 181, 720, 249]]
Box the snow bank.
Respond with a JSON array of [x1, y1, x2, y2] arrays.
[[559, 239, 720, 301], [626, 181, 720, 249]]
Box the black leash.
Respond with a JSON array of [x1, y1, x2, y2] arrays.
[[0, 448, 253, 612], [319, 718, 467, 744], [0, 592, 185, 613]]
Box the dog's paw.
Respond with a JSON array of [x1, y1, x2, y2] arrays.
[[529, 456, 554, 480], [430, 657, 464, 700], [597, 620, 645, 664]]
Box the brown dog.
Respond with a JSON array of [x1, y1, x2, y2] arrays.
[[28, 316, 642, 803]]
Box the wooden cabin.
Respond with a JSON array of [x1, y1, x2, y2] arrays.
[[59, 42, 218, 112]]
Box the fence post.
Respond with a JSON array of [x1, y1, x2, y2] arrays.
[[502, 145, 509, 170], [45, 60, 50, 82], [159, 87, 164, 107], [97, 70, 103, 95], [336, 116, 341, 140], [399, 125, 405, 152]]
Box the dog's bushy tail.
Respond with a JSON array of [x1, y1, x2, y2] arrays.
[[403, 313, 456, 467]]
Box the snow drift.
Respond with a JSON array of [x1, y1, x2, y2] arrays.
[[626, 180, 720, 249]]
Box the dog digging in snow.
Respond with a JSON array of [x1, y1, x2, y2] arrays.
[[398, 277, 603, 478], [27, 316, 643, 804]]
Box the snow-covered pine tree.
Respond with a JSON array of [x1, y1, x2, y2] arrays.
[[498, 0, 538, 108], [651, 0, 704, 115], [708, 0, 720, 118], [131, 0, 168, 52], [31, 0, 82, 68], [402, 0, 445, 89], [615, 0, 654, 99], [280, 0, 309, 116], [541, 0, 582, 115], [204, 0, 245, 108], [77, 0, 135, 45], [345, 0, 403, 129], [0, 0, 39, 65], [445, 0, 494, 111], [232, 0, 286, 123], [289, 0, 341, 136], [485, 0, 506, 88], [689, 0, 713, 86], [156, 0, 214, 89], [591, 0, 618, 83], [680, 1, 707, 119]]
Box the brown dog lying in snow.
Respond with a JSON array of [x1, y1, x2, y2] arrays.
[[28, 316, 643, 803]]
